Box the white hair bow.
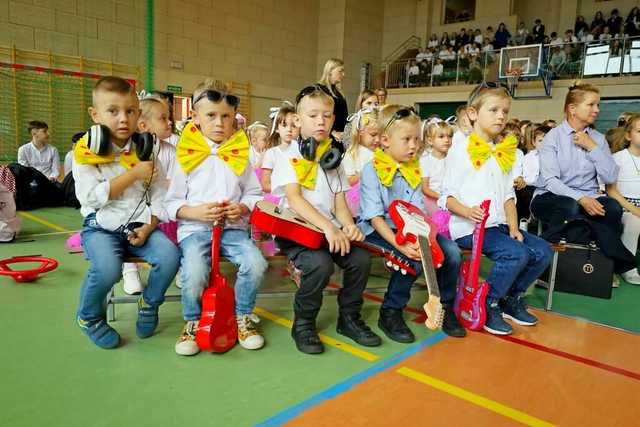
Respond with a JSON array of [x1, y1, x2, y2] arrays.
[[347, 107, 377, 131], [268, 101, 294, 135]]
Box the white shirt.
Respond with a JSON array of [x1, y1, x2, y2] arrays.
[[420, 152, 446, 194], [432, 63, 444, 75], [64, 151, 73, 177], [262, 144, 292, 170], [523, 149, 540, 185], [165, 136, 263, 242], [156, 140, 176, 180], [474, 34, 483, 44], [165, 133, 179, 147], [271, 140, 350, 227], [416, 52, 429, 62], [452, 129, 468, 147], [408, 65, 420, 76], [511, 149, 525, 180], [73, 140, 166, 231], [427, 39, 439, 48], [343, 145, 374, 177], [17, 141, 60, 179], [440, 135, 516, 240], [613, 149, 640, 199], [249, 146, 265, 168]]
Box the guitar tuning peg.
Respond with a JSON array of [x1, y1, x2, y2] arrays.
[[400, 268, 407, 275], [393, 265, 400, 271], [386, 261, 392, 267]]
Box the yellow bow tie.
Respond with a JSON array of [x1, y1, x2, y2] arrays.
[[176, 122, 249, 175], [372, 148, 422, 189], [467, 132, 518, 173], [290, 139, 332, 190], [73, 134, 140, 169]]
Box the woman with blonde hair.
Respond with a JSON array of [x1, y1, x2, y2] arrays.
[[319, 58, 348, 141]]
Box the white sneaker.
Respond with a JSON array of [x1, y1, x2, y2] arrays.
[[175, 320, 200, 356], [175, 268, 183, 289], [622, 269, 640, 285], [122, 263, 144, 295], [237, 314, 264, 350]]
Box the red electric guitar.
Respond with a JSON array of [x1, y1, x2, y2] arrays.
[[389, 200, 444, 330], [250, 201, 416, 276], [454, 199, 491, 331], [195, 221, 238, 353]]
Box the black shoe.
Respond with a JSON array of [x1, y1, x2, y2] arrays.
[[291, 317, 324, 354], [337, 313, 382, 347], [378, 308, 415, 343], [442, 304, 466, 338]]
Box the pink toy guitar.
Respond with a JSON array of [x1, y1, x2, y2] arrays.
[[389, 200, 444, 330], [454, 200, 491, 330]]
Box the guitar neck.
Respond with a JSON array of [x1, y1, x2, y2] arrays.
[[467, 210, 488, 286], [417, 235, 440, 299]]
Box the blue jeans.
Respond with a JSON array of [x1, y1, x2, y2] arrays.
[[77, 214, 180, 322], [364, 231, 462, 310], [179, 229, 267, 320], [455, 225, 553, 300]]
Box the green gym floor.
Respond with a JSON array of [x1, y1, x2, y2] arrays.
[[1, 208, 639, 427]]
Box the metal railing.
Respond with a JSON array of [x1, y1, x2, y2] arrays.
[[382, 35, 422, 66], [384, 35, 640, 89]]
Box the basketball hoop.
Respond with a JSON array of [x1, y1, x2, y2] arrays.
[[506, 68, 523, 96]]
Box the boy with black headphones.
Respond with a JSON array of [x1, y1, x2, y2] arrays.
[[73, 76, 180, 349], [165, 79, 267, 356], [271, 84, 381, 354]]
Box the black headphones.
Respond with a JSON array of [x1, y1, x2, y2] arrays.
[[298, 137, 345, 170], [86, 124, 155, 161]]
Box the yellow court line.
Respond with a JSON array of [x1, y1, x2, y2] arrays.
[[18, 211, 70, 233], [254, 307, 380, 362], [396, 367, 556, 427]]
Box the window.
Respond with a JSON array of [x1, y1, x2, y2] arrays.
[[443, 0, 476, 24]]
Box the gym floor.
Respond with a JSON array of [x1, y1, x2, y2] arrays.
[[1, 208, 639, 427]]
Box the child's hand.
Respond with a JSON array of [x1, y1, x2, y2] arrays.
[[324, 224, 351, 255], [513, 176, 526, 190], [465, 206, 485, 223], [395, 241, 421, 261], [192, 202, 227, 222], [509, 227, 524, 242], [131, 161, 156, 181], [224, 202, 248, 222], [127, 224, 153, 246], [342, 224, 364, 242]]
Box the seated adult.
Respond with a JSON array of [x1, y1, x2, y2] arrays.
[[531, 83, 636, 277], [17, 120, 60, 182]]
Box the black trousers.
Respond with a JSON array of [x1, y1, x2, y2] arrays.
[[276, 238, 371, 320], [516, 185, 535, 221], [531, 192, 635, 273]]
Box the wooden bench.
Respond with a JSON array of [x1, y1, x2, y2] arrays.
[[105, 241, 398, 322], [105, 241, 566, 321]]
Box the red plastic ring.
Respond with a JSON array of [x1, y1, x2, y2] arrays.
[[0, 256, 59, 283]]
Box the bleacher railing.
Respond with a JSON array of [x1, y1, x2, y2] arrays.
[[384, 35, 640, 89]]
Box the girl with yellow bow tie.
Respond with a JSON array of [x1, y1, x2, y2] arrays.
[[441, 84, 552, 336]]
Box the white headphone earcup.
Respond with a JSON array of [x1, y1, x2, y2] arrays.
[[87, 124, 110, 156]]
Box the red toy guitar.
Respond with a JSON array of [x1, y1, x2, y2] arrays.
[[195, 221, 238, 353], [389, 200, 444, 330], [454, 199, 491, 331], [250, 201, 416, 276]]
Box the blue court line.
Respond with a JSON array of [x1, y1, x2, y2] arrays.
[[255, 332, 448, 427]]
